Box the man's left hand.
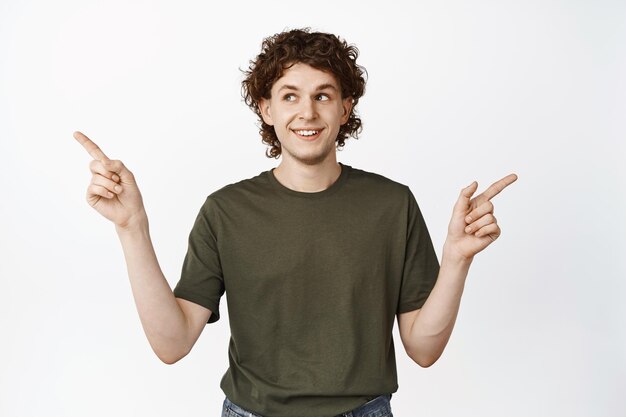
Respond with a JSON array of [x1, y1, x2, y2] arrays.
[[445, 173, 518, 261]]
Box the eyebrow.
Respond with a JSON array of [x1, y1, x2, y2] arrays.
[[277, 83, 338, 93]]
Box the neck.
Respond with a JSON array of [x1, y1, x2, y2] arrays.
[[273, 157, 342, 193]]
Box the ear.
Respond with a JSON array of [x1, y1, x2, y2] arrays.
[[259, 98, 274, 126], [340, 97, 353, 125]]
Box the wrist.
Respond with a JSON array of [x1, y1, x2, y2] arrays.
[[115, 211, 149, 236], [442, 240, 474, 266]]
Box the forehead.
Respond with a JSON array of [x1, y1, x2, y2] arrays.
[[271, 62, 340, 91]]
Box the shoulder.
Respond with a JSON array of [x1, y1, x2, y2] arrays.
[[193, 170, 272, 218], [345, 165, 411, 201], [207, 170, 272, 202]]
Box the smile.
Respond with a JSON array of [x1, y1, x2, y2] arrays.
[[292, 129, 323, 140]]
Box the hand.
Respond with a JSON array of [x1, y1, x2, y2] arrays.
[[74, 131, 147, 230], [444, 173, 518, 261]]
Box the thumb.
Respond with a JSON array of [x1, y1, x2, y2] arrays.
[[102, 159, 127, 178], [453, 181, 478, 214]]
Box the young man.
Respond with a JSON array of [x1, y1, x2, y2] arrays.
[[75, 28, 516, 417]]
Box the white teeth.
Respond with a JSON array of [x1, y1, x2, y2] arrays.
[[295, 130, 319, 136]]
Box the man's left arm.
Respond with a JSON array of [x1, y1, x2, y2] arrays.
[[398, 174, 518, 367]]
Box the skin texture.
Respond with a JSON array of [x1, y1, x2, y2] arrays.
[[259, 62, 352, 167], [74, 131, 211, 364], [74, 62, 518, 367], [259, 63, 353, 193], [397, 174, 517, 367]]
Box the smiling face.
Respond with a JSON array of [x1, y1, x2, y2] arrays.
[[259, 62, 353, 167]]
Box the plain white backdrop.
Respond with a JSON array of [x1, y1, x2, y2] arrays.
[[1, 0, 625, 416]]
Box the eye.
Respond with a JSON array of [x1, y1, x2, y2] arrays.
[[283, 93, 296, 102], [316, 94, 330, 101]]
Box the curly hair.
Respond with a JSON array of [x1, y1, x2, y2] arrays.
[[241, 28, 367, 159]]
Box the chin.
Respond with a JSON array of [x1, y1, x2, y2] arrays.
[[287, 150, 333, 166]]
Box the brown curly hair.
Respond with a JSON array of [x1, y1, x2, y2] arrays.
[[241, 28, 367, 159]]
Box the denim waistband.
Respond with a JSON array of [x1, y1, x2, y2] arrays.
[[337, 393, 393, 417], [222, 393, 393, 417]]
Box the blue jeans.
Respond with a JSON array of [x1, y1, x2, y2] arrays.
[[221, 394, 393, 417]]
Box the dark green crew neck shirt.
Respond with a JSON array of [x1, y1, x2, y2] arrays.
[[173, 163, 440, 417]]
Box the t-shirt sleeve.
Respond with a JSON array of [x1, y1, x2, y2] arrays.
[[397, 186, 440, 314], [173, 196, 225, 324]]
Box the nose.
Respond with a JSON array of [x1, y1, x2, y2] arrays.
[[298, 97, 317, 120]]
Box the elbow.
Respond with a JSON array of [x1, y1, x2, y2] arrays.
[[408, 350, 440, 368], [155, 346, 190, 365], [414, 356, 437, 368], [158, 354, 182, 365], [417, 358, 437, 368]]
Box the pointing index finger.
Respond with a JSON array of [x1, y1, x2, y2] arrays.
[[482, 173, 518, 201], [73, 131, 110, 162]]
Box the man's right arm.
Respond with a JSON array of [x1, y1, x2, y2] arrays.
[[74, 131, 210, 364], [116, 218, 212, 364]]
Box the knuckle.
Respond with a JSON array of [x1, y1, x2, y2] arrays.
[[92, 174, 105, 187], [93, 184, 107, 196], [87, 185, 100, 198], [89, 159, 100, 172]]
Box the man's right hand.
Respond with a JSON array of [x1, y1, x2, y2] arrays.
[[74, 131, 211, 363], [74, 131, 147, 231]]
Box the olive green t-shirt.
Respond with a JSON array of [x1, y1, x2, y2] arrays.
[[173, 162, 440, 417]]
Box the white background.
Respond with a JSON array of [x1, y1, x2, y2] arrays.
[[1, 0, 625, 416]]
